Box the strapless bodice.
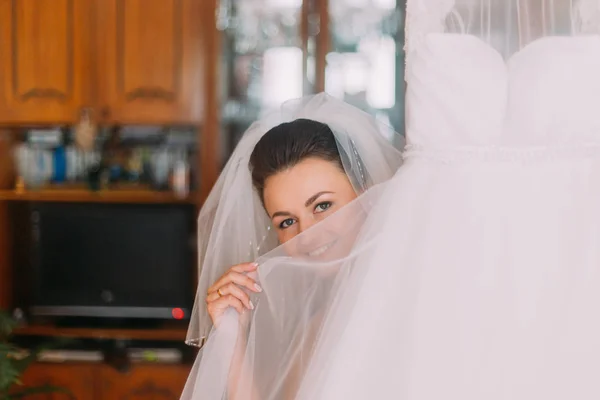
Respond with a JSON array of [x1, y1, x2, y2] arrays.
[[406, 34, 600, 148]]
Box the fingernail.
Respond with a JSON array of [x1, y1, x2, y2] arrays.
[[252, 262, 259, 267], [254, 284, 263, 292], [249, 301, 255, 310]]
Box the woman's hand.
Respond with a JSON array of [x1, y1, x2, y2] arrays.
[[205, 262, 262, 326]]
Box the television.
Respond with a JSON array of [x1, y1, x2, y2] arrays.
[[28, 202, 194, 322]]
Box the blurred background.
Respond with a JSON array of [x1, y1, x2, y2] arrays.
[[218, 0, 405, 155], [0, 0, 405, 398]]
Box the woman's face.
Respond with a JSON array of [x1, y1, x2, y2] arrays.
[[263, 157, 358, 259]]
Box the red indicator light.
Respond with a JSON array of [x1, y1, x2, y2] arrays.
[[172, 308, 185, 320]]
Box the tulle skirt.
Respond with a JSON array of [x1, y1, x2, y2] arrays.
[[298, 149, 600, 399], [183, 148, 600, 399]]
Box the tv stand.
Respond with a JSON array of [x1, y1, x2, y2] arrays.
[[14, 321, 188, 342], [13, 319, 194, 399], [21, 361, 191, 400], [54, 316, 169, 330]]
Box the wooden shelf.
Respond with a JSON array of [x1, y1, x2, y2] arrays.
[[0, 189, 197, 204], [14, 324, 188, 341]]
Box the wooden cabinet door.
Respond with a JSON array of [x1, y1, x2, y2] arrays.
[[18, 363, 96, 400], [95, 0, 204, 124], [0, 0, 92, 124], [99, 364, 190, 400]]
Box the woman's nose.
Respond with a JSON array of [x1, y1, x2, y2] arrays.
[[297, 217, 317, 234]]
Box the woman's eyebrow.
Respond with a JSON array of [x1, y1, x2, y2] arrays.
[[305, 191, 334, 207], [271, 210, 293, 219]]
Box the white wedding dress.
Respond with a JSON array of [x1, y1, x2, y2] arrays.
[[295, 1, 600, 399], [183, 1, 600, 399]]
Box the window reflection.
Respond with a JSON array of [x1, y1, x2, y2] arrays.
[[218, 0, 406, 163], [218, 0, 306, 161], [326, 0, 405, 134], [262, 47, 304, 110]]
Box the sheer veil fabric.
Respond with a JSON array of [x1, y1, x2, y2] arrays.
[[293, 1, 600, 399], [405, 0, 600, 62], [182, 93, 404, 399]]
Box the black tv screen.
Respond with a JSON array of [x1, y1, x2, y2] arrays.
[[29, 202, 194, 321]]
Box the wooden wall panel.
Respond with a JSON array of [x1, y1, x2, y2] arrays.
[[0, 130, 14, 310]]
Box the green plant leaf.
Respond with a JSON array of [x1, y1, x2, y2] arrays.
[[0, 365, 21, 393], [0, 311, 16, 339], [10, 353, 37, 377], [0, 311, 72, 398]]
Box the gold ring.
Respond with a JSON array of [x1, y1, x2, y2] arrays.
[[217, 288, 224, 297]]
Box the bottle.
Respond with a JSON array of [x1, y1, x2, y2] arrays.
[[172, 149, 189, 198]]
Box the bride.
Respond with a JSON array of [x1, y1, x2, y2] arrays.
[[185, 0, 600, 398], [182, 93, 403, 399]]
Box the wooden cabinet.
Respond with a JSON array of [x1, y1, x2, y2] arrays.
[[95, 0, 203, 124], [20, 363, 95, 400], [0, 0, 203, 124], [19, 363, 191, 400], [100, 364, 190, 399], [0, 0, 93, 124]]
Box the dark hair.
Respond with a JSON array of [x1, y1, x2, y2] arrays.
[[249, 118, 344, 198]]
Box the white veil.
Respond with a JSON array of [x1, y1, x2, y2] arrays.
[[182, 93, 403, 399], [282, 1, 600, 399], [405, 0, 600, 62]]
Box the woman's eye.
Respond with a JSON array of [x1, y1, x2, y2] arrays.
[[314, 202, 332, 213], [279, 218, 295, 229]]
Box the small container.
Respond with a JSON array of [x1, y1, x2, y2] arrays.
[[52, 145, 67, 183], [172, 150, 189, 198]]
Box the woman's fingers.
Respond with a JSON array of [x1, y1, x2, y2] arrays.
[[207, 262, 256, 292], [206, 262, 261, 326], [231, 262, 259, 273], [206, 282, 254, 310], [208, 294, 245, 323], [208, 264, 262, 294]]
